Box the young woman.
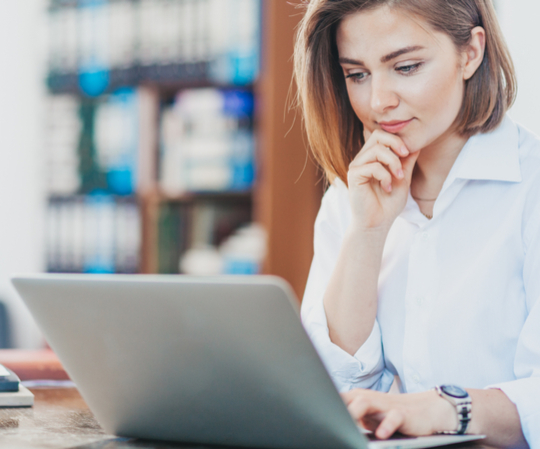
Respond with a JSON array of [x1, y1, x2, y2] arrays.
[[295, 0, 537, 447]]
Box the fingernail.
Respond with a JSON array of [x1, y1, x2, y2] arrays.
[[400, 146, 409, 156], [397, 169, 404, 179]]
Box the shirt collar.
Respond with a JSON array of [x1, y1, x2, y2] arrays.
[[446, 115, 522, 185], [400, 115, 521, 226]]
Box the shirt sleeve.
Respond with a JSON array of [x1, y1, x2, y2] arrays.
[[487, 185, 540, 448], [300, 180, 394, 393]]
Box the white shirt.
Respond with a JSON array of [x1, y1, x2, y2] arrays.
[[301, 116, 540, 447]]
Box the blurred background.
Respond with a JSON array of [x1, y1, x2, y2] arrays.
[[0, 0, 535, 349]]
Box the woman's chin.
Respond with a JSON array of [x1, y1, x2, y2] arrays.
[[399, 137, 422, 154]]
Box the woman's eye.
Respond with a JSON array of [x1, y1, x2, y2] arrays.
[[396, 63, 422, 74], [346, 72, 367, 83]]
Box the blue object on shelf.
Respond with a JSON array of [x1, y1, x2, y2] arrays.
[[83, 194, 116, 274], [230, 50, 259, 86], [79, 70, 110, 97], [209, 50, 259, 87], [98, 88, 139, 195], [106, 169, 133, 196], [78, 0, 110, 97], [223, 90, 254, 117], [230, 130, 255, 190], [223, 258, 259, 275]]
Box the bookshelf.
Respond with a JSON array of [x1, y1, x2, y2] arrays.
[[45, 0, 322, 300]]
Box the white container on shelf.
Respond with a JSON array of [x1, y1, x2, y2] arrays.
[[180, 245, 223, 276], [220, 224, 266, 275]]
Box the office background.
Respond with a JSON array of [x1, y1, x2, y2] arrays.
[[0, 0, 535, 349]]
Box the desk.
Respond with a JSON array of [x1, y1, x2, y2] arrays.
[[0, 387, 494, 449], [0, 387, 195, 448]]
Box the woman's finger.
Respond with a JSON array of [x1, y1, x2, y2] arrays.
[[351, 144, 404, 180], [375, 409, 405, 440], [363, 127, 372, 145], [347, 395, 375, 422], [358, 129, 409, 159], [340, 390, 357, 406], [401, 149, 421, 183], [341, 388, 374, 405], [371, 129, 409, 157], [350, 162, 393, 193]]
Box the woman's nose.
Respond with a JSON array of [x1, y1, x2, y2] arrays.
[[370, 76, 399, 114]]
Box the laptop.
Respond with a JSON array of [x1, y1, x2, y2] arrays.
[[12, 274, 483, 449]]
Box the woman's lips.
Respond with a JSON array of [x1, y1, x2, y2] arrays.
[[379, 118, 413, 133]]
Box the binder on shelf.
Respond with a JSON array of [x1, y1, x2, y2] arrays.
[[159, 88, 256, 195], [115, 199, 141, 274], [180, 202, 259, 275], [78, 0, 110, 96], [48, 89, 139, 197], [94, 88, 139, 196], [47, 0, 261, 93], [46, 196, 141, 274], [157, 203, 189, 274], [46, 94, 82, 196]]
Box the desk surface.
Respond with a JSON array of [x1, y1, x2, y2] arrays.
[[0, 387, 200, 448], [0, 387, 494, 449]]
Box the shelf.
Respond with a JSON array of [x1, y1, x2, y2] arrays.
[[156, 190, 253, 203], [47, 62, 255, 96], [47, 193, 138, 202], [47, 191, 251, 203]]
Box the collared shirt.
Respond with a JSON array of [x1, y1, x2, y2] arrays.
[[301, 116, 540, 447]]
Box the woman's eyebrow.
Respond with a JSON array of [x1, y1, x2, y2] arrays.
[[338, 46, 425, 66], [381, 45, 425, 63]]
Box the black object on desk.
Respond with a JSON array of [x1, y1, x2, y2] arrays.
[[0, 363, 19, 392], [0, 301, 11, 349]]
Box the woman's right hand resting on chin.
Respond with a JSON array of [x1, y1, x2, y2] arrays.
[[323, 128, 419, 356], [348, 129, 420, 231]]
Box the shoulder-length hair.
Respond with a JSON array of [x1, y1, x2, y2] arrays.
[[293, 0, 517, 185]]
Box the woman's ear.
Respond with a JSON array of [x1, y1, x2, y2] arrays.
[[462, 26, 486, 80]]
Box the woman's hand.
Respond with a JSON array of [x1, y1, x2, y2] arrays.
[[348, 129, 420, 230], [342, 388, 528, 446], [341, 388, 457, 439]]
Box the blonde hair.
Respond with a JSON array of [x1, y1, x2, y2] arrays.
[[294, 0, 517, 184]]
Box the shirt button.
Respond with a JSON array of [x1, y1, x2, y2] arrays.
[[416, 296, 424, 306], [412, 373, 421, 384], [421, 231, 429, 240]]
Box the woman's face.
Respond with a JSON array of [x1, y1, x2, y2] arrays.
[[336, 6, 474, 153]]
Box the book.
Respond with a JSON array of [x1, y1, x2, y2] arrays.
[[0, 385, 34, 408]]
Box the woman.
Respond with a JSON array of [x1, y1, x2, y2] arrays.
[[295, 0, 537, 446]]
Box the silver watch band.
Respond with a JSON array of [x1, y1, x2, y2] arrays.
[[434, 385, 472, 435]]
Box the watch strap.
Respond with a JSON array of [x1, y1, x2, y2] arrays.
[[434, 385, 472, 435]]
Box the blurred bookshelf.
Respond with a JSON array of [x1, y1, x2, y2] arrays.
[[44, 0, 322, 298]]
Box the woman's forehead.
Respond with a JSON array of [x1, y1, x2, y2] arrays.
[[336, 6, 444, 61]]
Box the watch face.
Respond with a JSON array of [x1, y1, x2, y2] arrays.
[[441, 385, 468, 398]]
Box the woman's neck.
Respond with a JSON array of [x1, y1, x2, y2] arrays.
[[411, 130, 469, 202]]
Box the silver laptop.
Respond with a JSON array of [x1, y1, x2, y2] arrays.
[[12, 274, 483, 449]]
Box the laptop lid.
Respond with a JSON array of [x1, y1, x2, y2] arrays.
[[12, 274, 369, 449]]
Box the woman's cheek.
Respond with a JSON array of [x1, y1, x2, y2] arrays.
[[418, 68, 464, 118], [350, 96, 371, 125]]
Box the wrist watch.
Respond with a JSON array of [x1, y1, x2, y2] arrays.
[[434, 385, 472, 435]]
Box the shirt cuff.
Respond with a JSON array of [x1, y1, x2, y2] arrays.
[[487, 377, 540, 448], [307, 320, 388, 392]]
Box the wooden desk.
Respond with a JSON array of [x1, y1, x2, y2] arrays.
[[0, 387, 193, 448], [0, 387, 495, 449]]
